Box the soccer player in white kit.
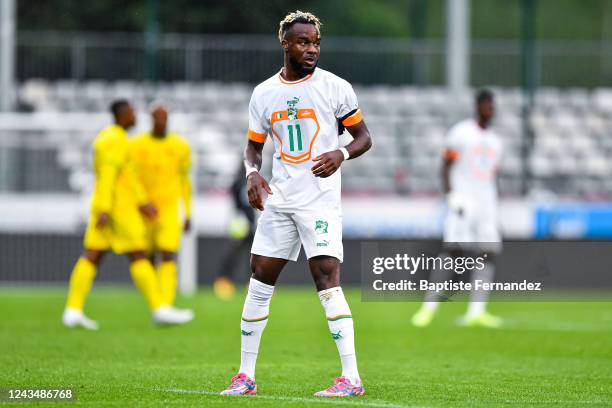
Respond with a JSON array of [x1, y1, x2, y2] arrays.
[[220, 11, 372, 397], [412, 89, 503, 328]]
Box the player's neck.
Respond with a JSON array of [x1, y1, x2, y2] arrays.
[[477, 118, 489, 130], [281, 64, 312, 82], [152, 131, 166, 139]]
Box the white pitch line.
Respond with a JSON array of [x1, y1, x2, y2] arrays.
[[156, 387, 426, 408], [501, 400, 610, 405]]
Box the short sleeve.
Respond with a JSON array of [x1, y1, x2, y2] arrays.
[[334, 80, 361, 126], [247, 90, 267, 143], [444, 125, 462, 160]]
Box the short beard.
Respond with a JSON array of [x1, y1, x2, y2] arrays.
[[288, 54, 316, 78]]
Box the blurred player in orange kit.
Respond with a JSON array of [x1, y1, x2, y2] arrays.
[[412, 89, 503, 328]]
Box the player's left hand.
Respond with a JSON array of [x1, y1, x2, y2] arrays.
[[311, 150, 344, 178], [184, 218, 191, 232], [138, 202, 158, 220], [96, 212, 111, 229]]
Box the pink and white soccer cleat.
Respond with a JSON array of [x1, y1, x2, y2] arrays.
[[219, 373, 257, 396], [314, 376, 365, 397]]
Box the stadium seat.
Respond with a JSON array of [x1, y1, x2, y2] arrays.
[[11, 81, 612, 197]]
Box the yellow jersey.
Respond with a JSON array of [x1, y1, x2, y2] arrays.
[[128, 132, 192, 216], [91, 124, 147, 213]]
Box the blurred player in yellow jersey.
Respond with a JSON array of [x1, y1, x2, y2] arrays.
[[62, 100, 193, 329], [129, 105, 193, 309]]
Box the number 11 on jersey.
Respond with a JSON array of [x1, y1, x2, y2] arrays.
[[288, 124, 303, 152], [271, 108, 320, 164]]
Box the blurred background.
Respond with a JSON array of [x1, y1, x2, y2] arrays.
[[1, 0, 612, 289]]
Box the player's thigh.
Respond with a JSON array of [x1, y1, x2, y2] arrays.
[[83, 211, 112, 251], [154, 205, 182, 253], [110, 203, 147, 254], [293, 204, 343, 263], [251, 208, 301, 261]]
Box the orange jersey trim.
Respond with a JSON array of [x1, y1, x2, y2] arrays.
[[327, 314, 352, 321], [444, 148, 460, 161], [242, 315, 269, 322], [247, 129, 266, 143], [341, 109, 363, 127], [278, 70, 314, 85]]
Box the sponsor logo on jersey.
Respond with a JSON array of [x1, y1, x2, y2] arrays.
[[316, 240, 330, 247]]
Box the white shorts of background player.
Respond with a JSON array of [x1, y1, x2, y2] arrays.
[[443, 195, 501, 252]]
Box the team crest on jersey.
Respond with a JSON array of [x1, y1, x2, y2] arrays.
[[315, 220, 328, 234], [287, 96, 300, 121]]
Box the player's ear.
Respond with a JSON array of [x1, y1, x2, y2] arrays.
[[281, 39, 289, 51]]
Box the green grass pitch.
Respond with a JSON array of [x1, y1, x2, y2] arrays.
[[1, 287, 611, 407]]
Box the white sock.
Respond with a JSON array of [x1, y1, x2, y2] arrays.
[[467, 262, 495, 317], [467, 301, 486, 317], [422, 260, 453, 311], [319, 287, 360, 385], [423, 301, 440, 312], [239, 278, 274, 379]]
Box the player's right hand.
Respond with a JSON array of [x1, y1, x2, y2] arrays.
[[96, 212, 111, 229], [247, 172, 272, 211], [138, 202, 158, 220], [447, 192, 465, 217]]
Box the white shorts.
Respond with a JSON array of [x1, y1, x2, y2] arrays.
[[251, 205, 343, 262], [443, 198, 501, 252]]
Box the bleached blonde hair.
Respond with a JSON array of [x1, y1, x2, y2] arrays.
[[278, 10, 321, 42]]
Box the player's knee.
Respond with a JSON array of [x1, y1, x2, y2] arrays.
[[161, 251, 176, 262], [250, 258, 266, 281], [249, 256, 279, 286], [313, 274, 339, 291], [127, 251, 147, 262], [310, 256, 340, 290], [83, 249, 105, 266]]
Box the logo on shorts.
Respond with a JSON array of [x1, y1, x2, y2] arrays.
[[287, 96, 300, 121], [317, 240, 330, 247], [241, 330, 253, 336], [315, 220, 328, 235], [331, 330, 343, 340]]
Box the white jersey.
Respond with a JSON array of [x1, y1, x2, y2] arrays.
[[247, 67, 362, 211], [446, 118, 502, 205]]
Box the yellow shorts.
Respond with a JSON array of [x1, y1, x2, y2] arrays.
[[83, 202, 147, 254], [145, 204, 183, 253]]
